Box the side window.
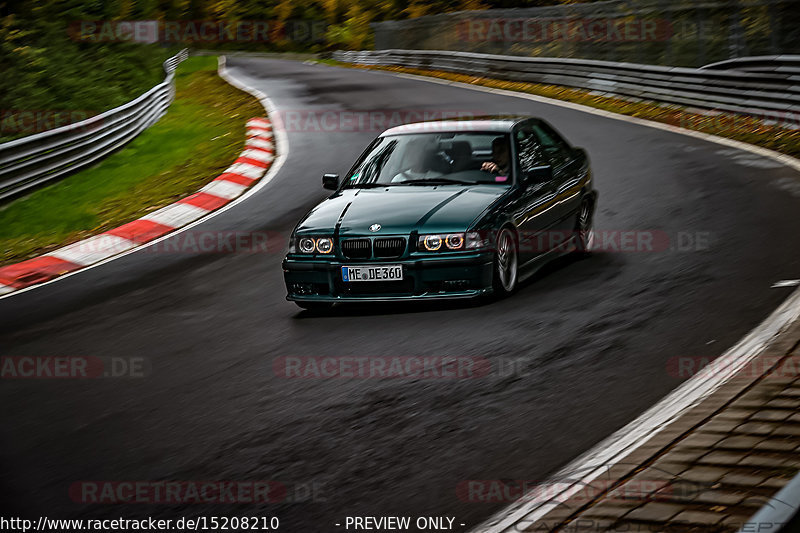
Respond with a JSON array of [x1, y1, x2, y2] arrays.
[[515, 128, 547, 173], [532, 123, 571, 159]]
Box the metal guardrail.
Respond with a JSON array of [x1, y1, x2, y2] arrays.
[[333, 49, 799, 123], [0, 48, 189, 202], [702, 55, 800, 76]]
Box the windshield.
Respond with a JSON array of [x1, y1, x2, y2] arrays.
[[344, 132, 513, 188]]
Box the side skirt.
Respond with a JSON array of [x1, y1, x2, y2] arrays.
[[517, 236, 578, 283]]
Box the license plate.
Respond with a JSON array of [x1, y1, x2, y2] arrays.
[[342, 265, 403, 282]]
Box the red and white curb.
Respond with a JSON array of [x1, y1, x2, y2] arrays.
[[0, 117, 275, 295]]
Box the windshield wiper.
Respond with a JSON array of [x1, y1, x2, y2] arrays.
[[399, 178, 472, 186], [346, 182, 396, 189]]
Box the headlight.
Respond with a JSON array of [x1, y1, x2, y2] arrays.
[[316, 237, 333, 254], [445, 234, 464, 250], [418, 233, 468, 252], [295, 236, 334, 255], [423, 235, 442, 251], [298, 237, 316, 254]]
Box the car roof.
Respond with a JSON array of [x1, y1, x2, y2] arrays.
[[380, 115, 536, 136]]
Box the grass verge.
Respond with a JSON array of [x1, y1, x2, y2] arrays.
[[0, 55, 264, 267], [322, 60, 800, 160]]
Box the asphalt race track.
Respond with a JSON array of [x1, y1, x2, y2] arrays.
[[2, 57, 800, 531]]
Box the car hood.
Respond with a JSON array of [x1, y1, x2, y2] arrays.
[[296, 185, 510, 236]]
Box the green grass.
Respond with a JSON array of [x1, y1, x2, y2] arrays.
[[0, 55, 264, 266]]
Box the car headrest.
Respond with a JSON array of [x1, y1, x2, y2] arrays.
[[448, 141, 473, 172]]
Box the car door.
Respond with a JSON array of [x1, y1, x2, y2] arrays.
[[531, 121, 583, 233], [511, 123, 562, 262]]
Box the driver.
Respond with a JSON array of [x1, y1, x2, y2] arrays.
[[481, 136, 510, 175]]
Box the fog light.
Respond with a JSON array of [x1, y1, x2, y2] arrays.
[[289, 283, 315, 295], [443, 280, 470, 290]]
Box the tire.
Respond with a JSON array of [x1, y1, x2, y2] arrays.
[[492, 227, 518, 296], [296, 302, 334, 312], [573, 198, 595, 254]]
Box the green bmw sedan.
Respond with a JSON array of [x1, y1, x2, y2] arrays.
[[282, 116, 597, 310]]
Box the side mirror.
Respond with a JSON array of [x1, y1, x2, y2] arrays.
[[524, 165, 553, 185], [322, 173, 339, 190]]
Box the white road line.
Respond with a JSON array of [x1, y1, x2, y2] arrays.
[[48, 234, 138, 266], [199, 179, 250, 200], [772, 279, 800, 288], [0, 55, 288, 301], [140, 203, 210, 229], [0, 283, 15, 295]]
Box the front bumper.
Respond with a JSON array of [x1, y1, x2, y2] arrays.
[[283, 252, 494, 303]]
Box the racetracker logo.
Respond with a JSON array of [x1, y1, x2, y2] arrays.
[[1, 110, 100, 136], [273, 356, 492, 379], [673, 110, 800, 132], [456, 479, 672, 503], [142, 231, 285, 254], [68, 20, 326, 44], [457, 17, 673, 43], [667, 355, 800, 381], [69, 481, 286, 504], [276, 110, 487, 132], [499, 230, 709, 253]]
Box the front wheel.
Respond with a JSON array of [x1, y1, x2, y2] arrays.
[[492, 228, 518, 296]]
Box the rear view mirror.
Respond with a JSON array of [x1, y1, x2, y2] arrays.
[[525, 165, 553, 184], [322, 173, 339, 190]]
